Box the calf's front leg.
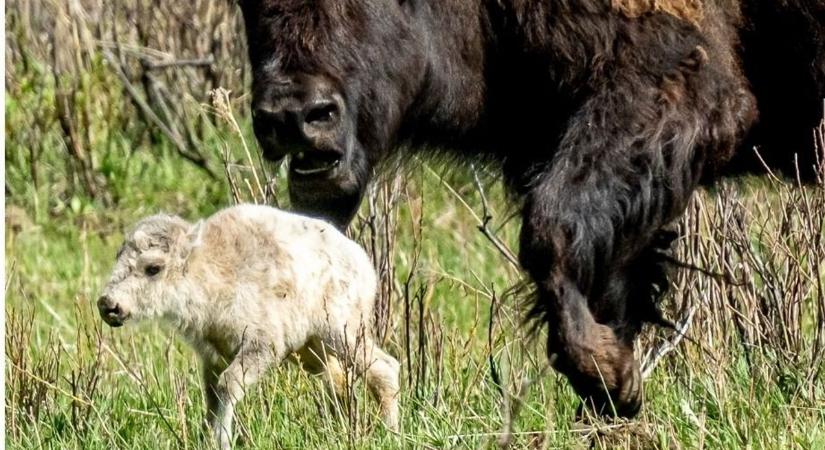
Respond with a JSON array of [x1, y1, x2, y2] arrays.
[[202, 346, 276, 449]]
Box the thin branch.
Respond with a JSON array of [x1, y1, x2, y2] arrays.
[[141, 56, 214, 70], [102, 50, 218, 179], [641, 302, 698, 379], [471, 166, 521, 269]]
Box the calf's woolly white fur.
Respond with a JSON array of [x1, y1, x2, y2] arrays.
[[98, 204, 400, 449]]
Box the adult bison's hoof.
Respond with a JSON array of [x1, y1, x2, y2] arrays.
[[576, 383, 642, 419], [574, 357, 643, 419], [550, 322, 644, 419]]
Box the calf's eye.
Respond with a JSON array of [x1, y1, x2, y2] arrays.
[[145, 265, 162, 276]]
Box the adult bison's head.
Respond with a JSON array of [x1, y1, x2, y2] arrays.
[[241, 0, 424, 228]]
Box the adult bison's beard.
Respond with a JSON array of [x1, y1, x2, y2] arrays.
[[287, 144, 372, 230]]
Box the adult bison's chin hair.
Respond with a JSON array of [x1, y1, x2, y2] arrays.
[[287, 139, 374, 229]]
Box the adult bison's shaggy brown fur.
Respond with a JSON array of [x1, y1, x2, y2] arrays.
[[240, 0, 824, 417]]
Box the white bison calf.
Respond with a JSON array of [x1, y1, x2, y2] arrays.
[[98, 204, 400, 449]]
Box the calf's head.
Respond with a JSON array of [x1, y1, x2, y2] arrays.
[[98, 215, 201, 327], [241, 0, 424, 227]]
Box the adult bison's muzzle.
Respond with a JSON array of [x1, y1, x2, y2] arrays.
[[252, 74, 347, 176], [251, 74, 369, 229]]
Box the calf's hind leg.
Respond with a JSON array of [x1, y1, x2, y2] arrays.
[[362, 342, 401, 431], [296, 339, 348, 409], [332, 333, 400, 431]]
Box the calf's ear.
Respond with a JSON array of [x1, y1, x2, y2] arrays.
[[180, 220, 205, 262], [132, 230, 149, 249]]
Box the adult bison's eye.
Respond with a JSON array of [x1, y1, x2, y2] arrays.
[[144, 265, 163, 277]]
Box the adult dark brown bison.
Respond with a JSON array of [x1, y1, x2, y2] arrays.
[[240, 0, 825, 417]]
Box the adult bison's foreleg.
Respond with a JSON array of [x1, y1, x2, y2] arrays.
[[519, 79, 709, 417], [520, 207, 644, 417]]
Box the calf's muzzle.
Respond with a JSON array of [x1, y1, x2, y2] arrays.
[[97, 295, 127, 327]]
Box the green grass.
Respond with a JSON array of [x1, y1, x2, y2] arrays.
[[5, 64, 825, 449]]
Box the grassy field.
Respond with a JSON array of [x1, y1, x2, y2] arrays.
[[5, 1, 825, 449]]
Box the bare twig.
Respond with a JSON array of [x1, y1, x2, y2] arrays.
[[142, 56, 214, 70], [471, 165, 520, 269], [102, 50, 218, 179], [210, 87, 269, 203], [641, 302, 698, 379]]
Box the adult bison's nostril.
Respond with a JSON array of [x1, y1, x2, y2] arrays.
[[252, 107, 299, 162], [303, 101, 339, 127]]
